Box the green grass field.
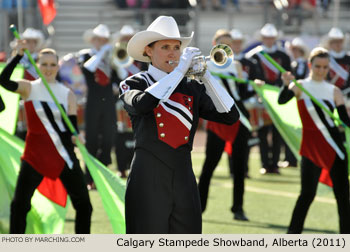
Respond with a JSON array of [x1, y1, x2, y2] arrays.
[[63, 148, 339, 234]]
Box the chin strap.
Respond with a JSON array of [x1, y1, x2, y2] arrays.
[[200, 70, 234, 113], [145, 68, 184, 102]]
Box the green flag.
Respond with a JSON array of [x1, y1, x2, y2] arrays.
[[210, 72, 302, 160], [0, 128, 67, 234], [0, 63, 23, 134], [254, 84, 302, 160], [7, 25, 126, 234], [77, 142, 126, 233]]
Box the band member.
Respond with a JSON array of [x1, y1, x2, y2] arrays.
[[10, 28, 45, 139], [120, 16, 239, 233], [247, 23, 291, 174], [230, 28, 258, 177], [112, 25, 147, 178], [78, 24, 118, 188], [279, 47, 350, 234], [198, 29, 257, 221], [279, 37, 310, 168], [0, 41, 92, 234], [10, 28, 44, 81], [325, 27, 350, 94], [287, 37, 309, 80]]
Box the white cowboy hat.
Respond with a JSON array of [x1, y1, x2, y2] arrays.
[[83, 24, 111, 43], [22, 28, 44, 47], [230, 29, 244, 41], [111, 25, 136, 43], [10, 27, 45, 50], [120, 25, 135, 37], [286, 37, 309, 57], [127, 16, 194, 62], [328, 27, 344, 40], [260, 23, 278, 38]]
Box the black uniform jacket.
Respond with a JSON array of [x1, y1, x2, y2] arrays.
[[119, 65, 239, 170], [247, 45, 291, 86]]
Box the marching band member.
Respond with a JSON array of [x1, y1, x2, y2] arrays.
[[230, 28, 258, 178], [78, 24, 118, 189], [287, 37, 309, 80], [120, 16, 239, 233], [279, 37, 310, 168], [198, 29, 258, 221], [0, 41, 92, 234], [10, 28, 45, 139], [10, 28, 44, 81], [112, 25, 147, 178], [247, 23, 292, 174], [279, 47, 350, 234], [325, 27, 350, 95]]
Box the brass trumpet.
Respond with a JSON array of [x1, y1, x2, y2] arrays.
[[169, 44, 234, 78], [111, 42, 134, 69]]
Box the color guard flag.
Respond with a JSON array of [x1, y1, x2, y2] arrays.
[[38, 0, 57, 25], [0, 128, 68, 234]]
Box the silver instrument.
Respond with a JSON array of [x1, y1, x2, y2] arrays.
[[111, 41, 134, 69], [169, 44, 234, 79]]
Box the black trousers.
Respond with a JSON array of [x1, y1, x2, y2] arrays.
[[198, 125, 249, 213], [125, 148, 202, 234], [115, 132, 134, 172], [85, 99, 116, 183], [258, 124, 281, 169], [288, 156, 350, 233], [10, 160, 93, 234]]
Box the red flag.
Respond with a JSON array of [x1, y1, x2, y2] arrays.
[[38, 0, 57, 25]]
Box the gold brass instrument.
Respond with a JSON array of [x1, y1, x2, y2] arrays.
[[111, 41, 134, 69], [169, 44, 234, 79]]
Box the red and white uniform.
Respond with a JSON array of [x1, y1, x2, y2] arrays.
[[20, 54, 38, 81], [22, 79, 74, 179], [297, 78, 345, 186], [328, 50, 350, 91]]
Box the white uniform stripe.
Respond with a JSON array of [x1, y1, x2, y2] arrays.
[[33, 101, 74, 168], [330, 57, 349, 81], [166, 99, 193, 121], [143, 73, 155, 87], [160, 103, 192, 131], [304, 99, 344, 160], [47, 102, 67, 132], [256, 53, 280, 74]]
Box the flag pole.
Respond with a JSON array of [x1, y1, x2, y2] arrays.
[[259, 50, 346, 127], [10, 24, 126, 233], [258, 51, 350, 167], [10, 24, 78, 137]]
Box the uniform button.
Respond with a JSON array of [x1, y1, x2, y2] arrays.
[[188, 107, 191, 110], [188, 98, 192, 102], [102, 98, 106, 101], [157, 113, 161, 118], [184, 136, 189, 140], [160, 133, 165, 138], [159, 123, 164, 127]]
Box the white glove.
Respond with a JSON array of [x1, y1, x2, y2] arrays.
[[175, 47, 202, 75], [83, 44, 112, 72], [200, 70, 235, 113], [99, 44, 112, 54]]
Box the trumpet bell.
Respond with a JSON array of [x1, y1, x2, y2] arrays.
[[112, 42, 134, 68], [209, 44, 234, 69]]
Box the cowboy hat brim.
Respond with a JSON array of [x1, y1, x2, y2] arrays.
[[127, 30, 194, 63]]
